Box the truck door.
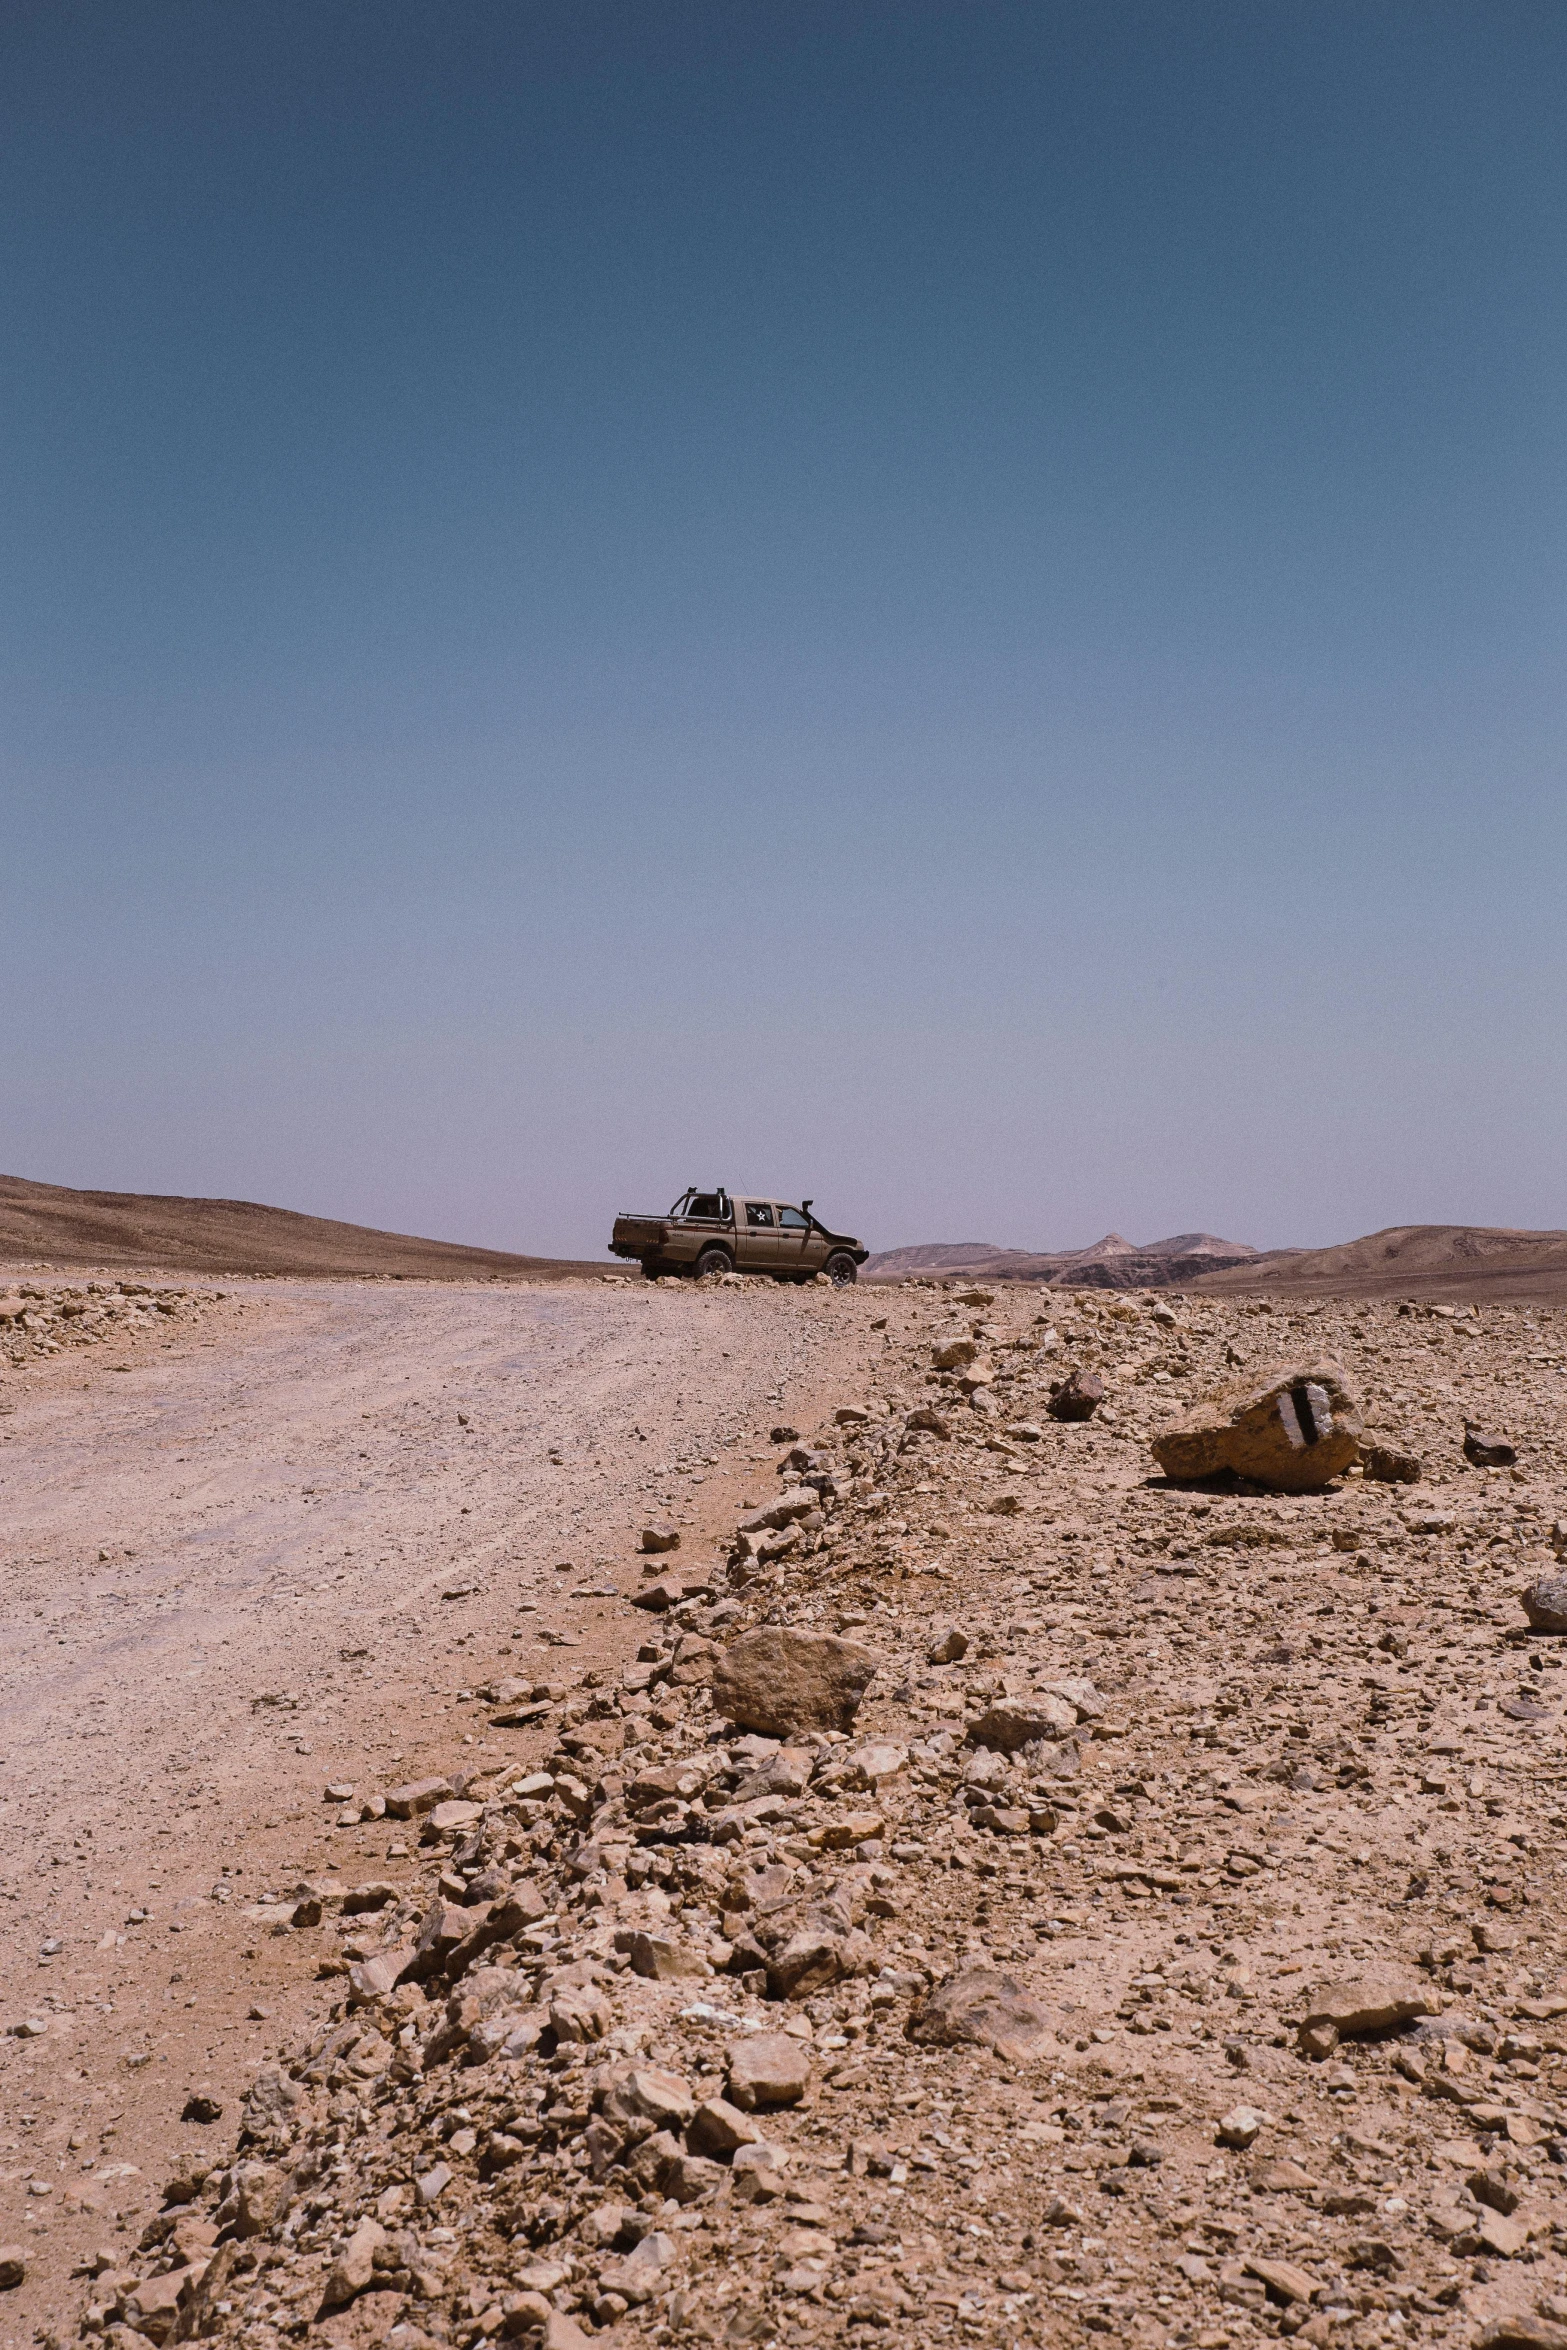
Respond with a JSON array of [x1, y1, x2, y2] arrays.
[[740, 1198, 781, 1271], [775, 1203, 815, 1277]]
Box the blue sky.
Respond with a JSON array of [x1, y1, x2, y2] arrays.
[[4, 2, 1565, 1259]]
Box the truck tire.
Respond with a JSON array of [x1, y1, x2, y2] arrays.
[[824, 1253, 858, 1287], [695, 1247, 733, 1280]]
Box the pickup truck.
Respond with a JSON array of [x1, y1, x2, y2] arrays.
[[610, 1189, 868, 1285]]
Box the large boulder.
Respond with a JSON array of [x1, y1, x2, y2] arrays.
[[906, 1967, 1050, 2063], [711, 1628, 882, 1736], [1522, 1576, 1567, 1634], [1152, 1362, 1362, 1491]]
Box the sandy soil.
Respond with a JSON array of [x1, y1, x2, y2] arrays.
[[0, 1275, 884, 2338]]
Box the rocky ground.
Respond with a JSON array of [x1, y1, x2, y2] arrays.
[[5, 1277, 1567, 2350], [0, 1280, 240, 1371]]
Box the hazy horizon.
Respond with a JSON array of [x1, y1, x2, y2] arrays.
[[6, 4, 1564, 1260]]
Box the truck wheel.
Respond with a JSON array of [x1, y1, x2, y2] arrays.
[[695, 1247, 733, 1280], [824, 1253, 857, 1287]]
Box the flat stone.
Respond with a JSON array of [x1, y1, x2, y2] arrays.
[[842, 1741, 907, 1788], [598, 2228, 676, 2304], [549, 1982, 611, 2042], [711, 1628, 883, 1736], [384, 1777, 454, 1820], [1476, 2208, 1530, 2258], [730, 2139, 791, 2199], [347, 1949, 413, 2001], [428, 1799, 482, 1833], [905, 1966, 1050, 2063], [1245, 2256, 1316, 2305], [632, 1574, 708, 1612], [1298, 1965, 1435, 2055], [968, 1694, 1076, 1752], [1475, 2321, 1567, 2350], [322, 2217, 386, 2307], [1153, 1360, 1362, 1490], [622, 1931, 709, 1982], [686, 2096, 764, 2157], [1251, 2157, 1318, 2193], [597, 2066, 696, 2135], [727, 2032, 813, 2110]]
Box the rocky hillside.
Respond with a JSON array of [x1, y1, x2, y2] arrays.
[[79, 1280, 1567, 2350]]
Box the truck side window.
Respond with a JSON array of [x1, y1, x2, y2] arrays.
[[777, 1207, 809, 1230], [746, 1202, 775, 1228]]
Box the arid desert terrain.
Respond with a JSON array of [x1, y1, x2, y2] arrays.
[[2, 1250, 1566, 2350]]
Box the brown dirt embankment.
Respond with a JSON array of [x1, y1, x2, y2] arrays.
[[0, 1173, 606, 1281]]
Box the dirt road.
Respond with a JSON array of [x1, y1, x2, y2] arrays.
[[0, 1275, 882, 2336]]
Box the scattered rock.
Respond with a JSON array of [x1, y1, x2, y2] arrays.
[[1359, 1433, 1422, 1483], [0, 2247, 23, 2290], [640, 1521, 681, 1553], [1464, 1421, 1517, 1467], [1216, 2104, 1267, 2149], [726, 2034, 813, 2111], [905, 1967, 1050, 2062], [926, 1625, 968, 1663], [1046, 1369, 1104, 1422], [711, 1627, 882, 1735], [1153, 1360, 1362, 1489]]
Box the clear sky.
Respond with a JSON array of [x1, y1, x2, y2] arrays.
[[5, 2, 1565, 1261]]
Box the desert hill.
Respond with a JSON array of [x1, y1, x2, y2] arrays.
[[1189, 1221, 1567, 1304], [0, 1172, 604, 1281], [864, 1230, 1257, 1289]]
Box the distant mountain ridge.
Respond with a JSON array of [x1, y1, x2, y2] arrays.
[[864, 1230, 1258, 1289], [1188, 1223, 1567, 1304]]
